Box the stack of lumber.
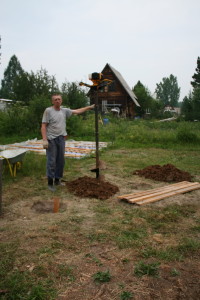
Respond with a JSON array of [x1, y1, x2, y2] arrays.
[[118, 181, 200, 205]]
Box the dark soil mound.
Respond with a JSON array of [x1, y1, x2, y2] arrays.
[[133, 163, 192, 182], [66, 176, 119, 200]]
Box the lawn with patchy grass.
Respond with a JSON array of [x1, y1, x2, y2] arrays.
[[1, 120, 200, 299]]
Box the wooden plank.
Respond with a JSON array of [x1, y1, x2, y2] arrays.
[[126, 182, 200, 203], [10, 145, 43, 150], [136, 184, 200, 205], [125, 182, 199, 203], [118, 181, 189, 199], [118, 181, 200, 205], [65, 147, 92, 153]]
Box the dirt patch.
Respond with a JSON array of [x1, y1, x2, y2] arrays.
[[133, 163, 192, 182], [147, 259, 200, 300], [31, 200, 67, 213], [65, 176, 119, 200]]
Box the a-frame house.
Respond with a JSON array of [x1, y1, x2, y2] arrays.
[[90, 63, 140, 117]]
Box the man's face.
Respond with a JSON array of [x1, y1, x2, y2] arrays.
[[52, 95, 62, 109]]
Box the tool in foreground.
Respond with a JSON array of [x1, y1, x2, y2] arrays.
[[79, 73, 112, 178]]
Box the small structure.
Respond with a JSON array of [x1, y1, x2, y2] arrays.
[[89, 64, 140, 117], [164, 105, 181, 115], [0, 99, 13, 110]]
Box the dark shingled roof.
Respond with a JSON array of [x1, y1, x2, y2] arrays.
[[102, 63, 140, 107]]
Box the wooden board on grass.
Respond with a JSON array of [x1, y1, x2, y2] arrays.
[[118, 181, 200, 206]]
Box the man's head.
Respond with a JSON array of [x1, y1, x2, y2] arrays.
[[52, 94, 62, 110]]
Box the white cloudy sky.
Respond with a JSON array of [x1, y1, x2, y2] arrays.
[[0, 0, 200, 100]]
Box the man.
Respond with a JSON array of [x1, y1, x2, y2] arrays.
[[41, 94, 94, 191]]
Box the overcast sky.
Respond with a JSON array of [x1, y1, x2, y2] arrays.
[[1, 0, 200, 100]]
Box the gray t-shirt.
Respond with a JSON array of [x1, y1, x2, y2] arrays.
[[42, 107, 72, 140]]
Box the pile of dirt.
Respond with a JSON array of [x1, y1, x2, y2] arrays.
[[133, 163, 192, 182], [65, 176, 119, 200]]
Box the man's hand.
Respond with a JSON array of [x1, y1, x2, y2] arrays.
[[42, 140, 49, 149]]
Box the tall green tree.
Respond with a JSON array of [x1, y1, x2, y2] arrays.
[[181, 92, 193, 120], [133, 81, 152, 116], [13, 71, 35, 104], [32, 68, 59, 97], [192, 88, 200, 120], [12, 67, 59, 105], [191, 57, 200, 89], [61, 81, 89, 108], [0, 55, 24, 99], [181, 88, 200, 121], [133, 81, 161, 118], [155, 74, 180, 107]]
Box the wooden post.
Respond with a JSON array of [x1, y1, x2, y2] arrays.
[[0, 159, 3, 215]]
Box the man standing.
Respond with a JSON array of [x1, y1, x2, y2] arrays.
[[41, 94, 94, 191]]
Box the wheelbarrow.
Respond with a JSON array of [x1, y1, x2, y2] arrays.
[[0, 149, 28, 177]]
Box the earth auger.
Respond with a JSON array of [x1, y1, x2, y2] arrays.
[[79, 73, 112, 179]]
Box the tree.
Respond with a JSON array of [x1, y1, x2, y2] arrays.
[[133, 81, 152, 116], [13, 71, 35, 104], [61, 81, 89, 108], [133, 81, 161, 118], [192, 88, 200, 120], [191, 57, 200, 89], [181, 92, 193, 120], [0, 55, 24, 99], [181, 89, 200, 121], [32, 68, 59, 97], [12, 67, 59, 105], [155, 74, 180, 107]]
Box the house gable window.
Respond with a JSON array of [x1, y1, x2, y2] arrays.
[[108, 81, 116, 92]]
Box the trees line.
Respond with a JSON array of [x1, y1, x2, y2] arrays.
[[0, 55, 200, 123]]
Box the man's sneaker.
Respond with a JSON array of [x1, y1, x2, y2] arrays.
[[48, 184, 56, 192], [55, 178, 65, 186]]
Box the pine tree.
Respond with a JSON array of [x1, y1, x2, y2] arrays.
[[155, 74, 180, 107], [191, 57, 200, 89], [0, 55, 23, 99]]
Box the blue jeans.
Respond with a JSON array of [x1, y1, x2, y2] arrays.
[[46, 136, 65, 179]]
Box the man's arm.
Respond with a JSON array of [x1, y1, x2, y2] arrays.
[[72, 104, 95, 115], [41, 123, 49, 149], [41, 123, 48, 140]]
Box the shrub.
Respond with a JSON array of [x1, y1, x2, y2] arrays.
[[176, 128, 198, 143]]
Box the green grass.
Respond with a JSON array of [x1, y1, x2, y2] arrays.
[[0, 271, 56, 300], [87, 232, 108, 243], [170, 268, 180, 276], [57, 265, 76, 282], [176, 238, 200, 255], [141, 246, 184, 262], [114, 228, 147, 249], [0, 242, 57, 299], [134, 261, 160, 277], [120, 291, 133, 300], [92, 270, 111, 283], [1, 119, 200, 299], [190, 225, 200, 233], [85, 253, 103, 266], [140, 238, 200, 262], [1, 118, 200, 151]]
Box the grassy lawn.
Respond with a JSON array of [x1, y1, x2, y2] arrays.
[[1, 119, 200, 299]]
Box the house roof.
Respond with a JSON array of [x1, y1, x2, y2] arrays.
[[102, 63, 140, 107], [0, 99, 13, 102]]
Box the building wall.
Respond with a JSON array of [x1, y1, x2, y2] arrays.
[[90, 66, 136, 117]]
